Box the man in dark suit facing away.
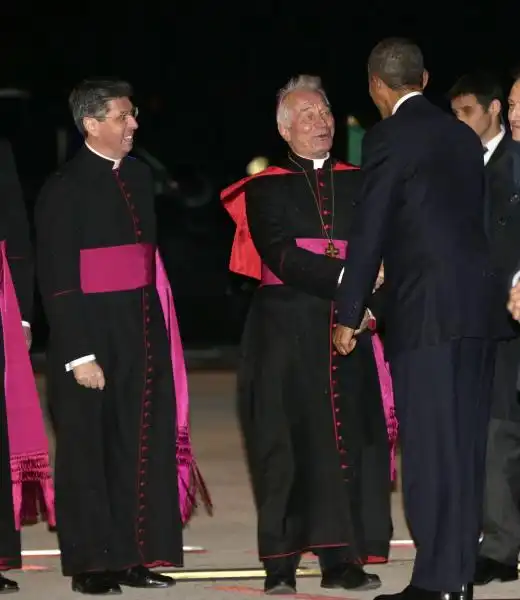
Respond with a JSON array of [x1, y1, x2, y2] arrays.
[[333, 38, 508, 600]]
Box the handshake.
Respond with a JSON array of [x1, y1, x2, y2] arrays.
[[333, 262, 384, 356]]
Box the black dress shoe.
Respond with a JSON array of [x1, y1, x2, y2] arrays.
[[375, 584, 472, 600], [321, 562, 381, 590], [474, 556, 518, 585], [71, 573, 121, 595], [0, 574, 19, 594], [113, 565, 174, 588], [264, 574, 296, 595]]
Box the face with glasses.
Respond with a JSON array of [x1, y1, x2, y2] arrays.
[[83, 96, 139, 159]]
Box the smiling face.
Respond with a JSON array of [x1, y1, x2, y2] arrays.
[[277, 89, 334, 159], [83, 97, 138, 159]]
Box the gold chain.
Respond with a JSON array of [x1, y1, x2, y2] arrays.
[[287, 153, 336, 244]]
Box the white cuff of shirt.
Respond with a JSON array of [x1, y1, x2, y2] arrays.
[[337, 267, 344, 286], [512, 271, 520, 288], [22, 321, 30, 329], [65, 354, 96, 372]]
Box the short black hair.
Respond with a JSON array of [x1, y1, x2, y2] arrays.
[[447, 72, 503, 109], [368, 37, 424, 90], [68, 78, 133, 134]]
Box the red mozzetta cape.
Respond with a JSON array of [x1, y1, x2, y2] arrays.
[[221, 162, 359, 280]]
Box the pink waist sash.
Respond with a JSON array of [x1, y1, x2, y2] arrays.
[[0, 241, 55, 529], [261, 238, 348, 284], [260, 237, 398, 480], [80, 243, 154, 293], [79, 242, 212, 523]]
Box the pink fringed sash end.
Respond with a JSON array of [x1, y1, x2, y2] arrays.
[[10, 453, 55, 530], [177, 429, 213, 525], [371, 334, 399, 481], [155, 251, 213, 525]]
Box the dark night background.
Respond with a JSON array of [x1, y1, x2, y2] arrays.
[[0, 9, 514, 351]]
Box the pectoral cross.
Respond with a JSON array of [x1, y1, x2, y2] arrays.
[[325, 241, 339, 258]]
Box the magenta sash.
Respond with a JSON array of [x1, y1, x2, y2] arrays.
[[0, 241, 55, 529], [80, 243, 212, 524], [261, 238, 398, 480]]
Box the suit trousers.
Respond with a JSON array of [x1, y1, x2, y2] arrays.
[[480, 418, 520, 565], [389, 339, 495, 591]]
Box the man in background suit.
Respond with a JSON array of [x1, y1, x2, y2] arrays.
[[449, 72, 506, 169], [451, 73, 520, 586], [333, 38, 506, 600]]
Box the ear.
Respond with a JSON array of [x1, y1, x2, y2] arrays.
[[421, 70, 429, 90], [489, 98, 502, 117], [83, 116, 99, 137], [277, 122, 290, 143]]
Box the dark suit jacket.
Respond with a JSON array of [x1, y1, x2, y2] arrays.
[[485, 133, 520, 418], [336, 95, 508, 359], [486, 134, 520, 287], [0, 139, 33, 322]]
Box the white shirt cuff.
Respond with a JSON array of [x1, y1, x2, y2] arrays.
[[65, 354, 96, 372], [337, 267, 344, 286], [21, 321, 30, 328], [512, 271, 520, 288]]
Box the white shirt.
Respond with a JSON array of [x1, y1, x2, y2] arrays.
[[65, 144, 121, 372], [392, 91, 423, 115], [483, 126, 505, 166]]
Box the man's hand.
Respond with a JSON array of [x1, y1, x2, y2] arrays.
[[508, 282, 520, 321], [333, 324, 357, 355], [22, 325, 31, 350], [72, 361, 106, 390]]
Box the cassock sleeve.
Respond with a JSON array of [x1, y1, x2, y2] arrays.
[[35, 174, 94, 363], [2, 141, 34, 323], [336, 127, 400, 328], [246, 177, 344, 300]]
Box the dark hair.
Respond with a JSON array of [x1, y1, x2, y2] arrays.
[[447, 72, 503, 109], [368, 37, 424, 90], [68, 78, 133, 134]]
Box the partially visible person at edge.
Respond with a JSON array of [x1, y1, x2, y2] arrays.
[[334, 38, 510, 600], [221, 74, 396, 596], [35, 78, 211, 596], [0, 139, 55, 594], [451, 72, 520, 587]]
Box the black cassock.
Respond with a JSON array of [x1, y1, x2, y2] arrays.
[[0, 140, 33, 570], [35, 147, 183, 576], [235, 154, 392, 568]]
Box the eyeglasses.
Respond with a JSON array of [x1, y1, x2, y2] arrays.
[[96, 106, 138, 124]]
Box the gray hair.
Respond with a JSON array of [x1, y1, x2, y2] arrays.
[[276, 74, 330, 126], [69, 78, 133, 134]]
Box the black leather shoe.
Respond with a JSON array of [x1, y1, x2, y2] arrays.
[[71, 573, 121, 595], [474, 556, 518, 585], [114, 565, 174, 588], [375, 584, 472, 600], [264, 574, 296, 595], [375, 586, 448, 600], [0, 574, 19, 594], [321, 562, 381, 590]]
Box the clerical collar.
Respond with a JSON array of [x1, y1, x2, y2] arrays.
[[85, 143, 121, 169], [290, 152, 330, 171]]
